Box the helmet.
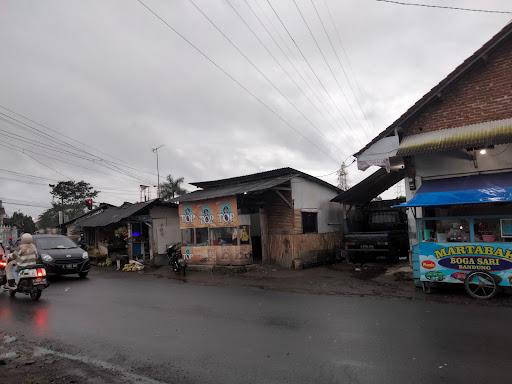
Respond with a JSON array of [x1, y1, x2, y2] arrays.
[[20, 233, 33, 245]]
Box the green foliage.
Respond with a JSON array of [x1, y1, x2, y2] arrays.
[[51, 180, 98, 204], [38, 180, 99, 229], [160, 175, 187, 200], [5, 211, 36, 233]]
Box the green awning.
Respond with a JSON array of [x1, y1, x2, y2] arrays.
[[397, 118, 512, 156]]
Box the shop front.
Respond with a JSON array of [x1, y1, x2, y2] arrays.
[[179, 196, 253, 266], [400, 172, 512, 298]]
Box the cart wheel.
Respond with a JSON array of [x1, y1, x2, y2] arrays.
[[464, 271, 498, 300]]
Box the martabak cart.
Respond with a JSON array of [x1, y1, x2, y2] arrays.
[[399, 172, 512, 299]]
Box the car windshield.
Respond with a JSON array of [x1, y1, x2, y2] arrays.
[[36, 236, 78, 250]]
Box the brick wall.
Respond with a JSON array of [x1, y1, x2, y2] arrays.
[[404, 35, 512, 136], [264, 190, 295, 235]]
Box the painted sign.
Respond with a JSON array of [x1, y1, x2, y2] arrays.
[[179, 197, 238, 228], [417, 242, 512, 286]]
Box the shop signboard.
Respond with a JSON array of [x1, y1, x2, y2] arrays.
[[418, 242, 512, 286], [179, 196, 238, 229]]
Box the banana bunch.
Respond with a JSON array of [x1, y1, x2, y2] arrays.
[[122, 263, 144, 272]]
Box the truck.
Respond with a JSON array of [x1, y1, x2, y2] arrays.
[[344, 198, 409, 263]]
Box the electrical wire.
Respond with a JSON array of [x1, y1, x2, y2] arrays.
[[0, 108, 156, 184], [0, 104, 158, 178], [136, 0, 341, 165], [238, 0, 349, 143], [0, 117, 154, 185], [309, 0, 375, 137], [224, 0, 350, 149], [188, 0, 345, 160], [265, 0, 364, 148], [322, 0, 375, 135], [376, 0, 512, 14], [291, 0, 370, 138]]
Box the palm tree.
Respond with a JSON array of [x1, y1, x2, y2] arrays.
[[160, 174, 187, 200]]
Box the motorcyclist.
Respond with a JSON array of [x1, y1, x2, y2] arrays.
[[5, 233, 37, 288], [0, 240, 5, 260]]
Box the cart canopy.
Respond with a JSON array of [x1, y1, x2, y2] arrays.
[[397, 171, 512, 207]]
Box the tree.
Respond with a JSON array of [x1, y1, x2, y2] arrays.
[[160, 174, 187, 200], [4, 211, 36, 234], [38, 180, 99, 229]]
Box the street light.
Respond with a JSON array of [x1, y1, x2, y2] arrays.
[[152, 145, 164, 198]]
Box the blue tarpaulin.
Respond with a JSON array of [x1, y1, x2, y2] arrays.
[[398, 172, 512, 207]]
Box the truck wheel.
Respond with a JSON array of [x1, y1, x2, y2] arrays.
[[30, 289, 42, 301]]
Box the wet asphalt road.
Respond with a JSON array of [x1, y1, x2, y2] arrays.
[[1, 270, 511, 384]]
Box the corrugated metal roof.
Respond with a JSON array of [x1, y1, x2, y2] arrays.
[[397, 118, 512, 156], [74, 199, 175, 228], [190, 167, 339, 192], [331, 168, 405, 204], [173, 176, 295, 203]]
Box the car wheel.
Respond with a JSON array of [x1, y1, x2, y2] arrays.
[[78, 272, 89, 279], [9, 290, 16, 298], [30, 289, 42, 301]]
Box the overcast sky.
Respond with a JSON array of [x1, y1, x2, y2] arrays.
[[0, 0, 510, 218]]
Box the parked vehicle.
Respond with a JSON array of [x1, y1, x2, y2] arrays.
[[3, 263, 48, 301], [0, 257, 6, 287], [167, 242, 186, 275], [33, 234, 90, 278], [345, 199, 409, 263]]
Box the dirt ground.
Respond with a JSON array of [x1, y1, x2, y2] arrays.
[[140, 261, 512, 307], [0, 332, 129, 384]]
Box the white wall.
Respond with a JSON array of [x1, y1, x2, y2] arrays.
[[291, 177, 343, 233], [415, 144, 512, 179], [149, 206, 180, 255]]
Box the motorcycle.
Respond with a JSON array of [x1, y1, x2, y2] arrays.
[[0, 257, 6, 287], [167, 243, 186, 276], [3, 260, 49, 301]]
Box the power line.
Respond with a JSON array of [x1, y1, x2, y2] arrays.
[[0, 106, 156, 184], [0, 104, 158, 178], [188, 0, 345, 160], [309, 0, 375, 137], [291, 0, 370, 137], [136, 0, 340, 165], [376, 0, 512, 14], [0, 113, 155, 185], [322, 0, 374, 134], [242, 0, 351, 142], [265, 0, 364, 148], [224, 0, 350, 150]]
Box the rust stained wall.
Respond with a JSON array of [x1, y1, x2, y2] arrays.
[[182, 245, 253, 266], [403, 35, 512, 136]]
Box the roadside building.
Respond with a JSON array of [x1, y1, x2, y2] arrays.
[[352, 22, 512, 289], [174, 168, 343, 269], [64, 199, 179, 265]]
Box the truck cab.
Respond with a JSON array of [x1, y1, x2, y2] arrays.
[[344, 199, 409, 263]]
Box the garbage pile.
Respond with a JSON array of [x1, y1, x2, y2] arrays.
[[122, 260, 144, 272]]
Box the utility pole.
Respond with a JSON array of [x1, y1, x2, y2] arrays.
[[152, 145, 164, 198]]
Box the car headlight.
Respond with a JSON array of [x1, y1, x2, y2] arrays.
[[82, 251, 89, 260], [41, 254, 53, 262]]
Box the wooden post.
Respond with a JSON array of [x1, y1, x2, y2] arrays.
[[260, 208, 269, 264]]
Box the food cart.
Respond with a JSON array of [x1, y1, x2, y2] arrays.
[[400, 172, 512, 299]]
